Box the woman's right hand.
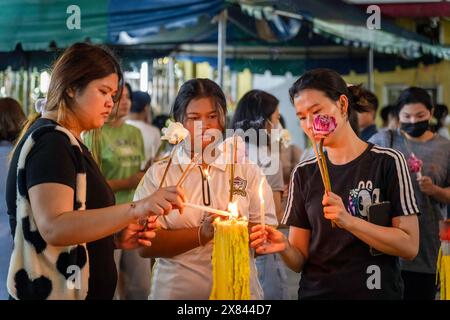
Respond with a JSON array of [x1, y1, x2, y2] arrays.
[[131, 186, 185, 222], [250, 225, 287, 254]]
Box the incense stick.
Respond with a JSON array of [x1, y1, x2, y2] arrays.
[[158, 145, 178, 189], [176, 153, 200, 187], [228, 135, 237, 203], [184, 202, 231, 217]]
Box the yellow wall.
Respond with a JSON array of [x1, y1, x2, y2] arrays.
[[195, 62, 212, 78], [236, 69, 252, 102], [183, 60, 194, 80], [395, 18, 416, 32], [343, 19, 450, 114], [343, 60, 450, 108], [442, 20, 450, 45]]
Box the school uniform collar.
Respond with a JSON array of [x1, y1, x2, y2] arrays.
[[174, 147, 227, 172]]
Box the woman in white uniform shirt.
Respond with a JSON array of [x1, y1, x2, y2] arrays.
[[134, 78, 277, 299]]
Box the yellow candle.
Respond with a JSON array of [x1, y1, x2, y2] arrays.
[[210, 203, 250, 300]]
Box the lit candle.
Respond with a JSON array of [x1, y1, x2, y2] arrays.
[[258, 178, 265, 230], [209, 201, 250, 300], [183, 202, 230, 217]]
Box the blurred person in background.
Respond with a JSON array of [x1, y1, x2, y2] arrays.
[[279, 115, 302, 186], [370, 87, 450, 300], [126, 91, 161, 169], [0, 97, 26, 299], [231, 89, 289, 300], [152, 114, 171, 160], [357, 89, 379, 141], [432, 104, 449, 139], [380, 104, 399, 131]]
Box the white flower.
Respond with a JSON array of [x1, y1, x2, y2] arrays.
[[161, 120, 189, 144], [280, 129, 291, 148]]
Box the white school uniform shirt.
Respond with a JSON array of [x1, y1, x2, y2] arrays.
[[133, 149, 277, 300]]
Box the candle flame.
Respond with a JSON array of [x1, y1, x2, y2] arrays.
[[227, 201, 239, 219]]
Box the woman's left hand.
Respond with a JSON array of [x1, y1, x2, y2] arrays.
[[417, 176, 436, 196], [115, 217, 159, 250], [322, 192, 355, 229]]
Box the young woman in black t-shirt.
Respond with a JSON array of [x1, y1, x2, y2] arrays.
[[250, 69, 420, 299], [6, 43, 184, 300]]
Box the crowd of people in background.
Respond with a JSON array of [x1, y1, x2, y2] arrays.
[[0, 42, 449, 300]]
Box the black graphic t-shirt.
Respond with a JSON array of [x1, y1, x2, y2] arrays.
[[283, 143, 420, 299]]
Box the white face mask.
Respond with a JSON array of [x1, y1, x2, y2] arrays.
[[267, 119, 282, 130], [266, 119, 282, 137], [267, 119, 291, 147]]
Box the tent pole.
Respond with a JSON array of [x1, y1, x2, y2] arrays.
[[368, 46, 374, 92], [218, 9, 227, 87], [168, 57, 176, 115]]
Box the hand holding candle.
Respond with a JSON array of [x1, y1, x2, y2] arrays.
[[258, 178, 265, 230], [183, 202, 231, 217]]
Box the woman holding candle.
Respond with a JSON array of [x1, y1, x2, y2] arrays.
[[231, 89, 289, 300], [250, 68, 420, 300], [83, 83, 150, 300], [5, 43, 183, 300], [370, 87, 450, 300], [135, 78, 278, 299]]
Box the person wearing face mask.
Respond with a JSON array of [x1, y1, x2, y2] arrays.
[[369, 87, 450, 300], [250, 69, 420, 300], [231, 90, 289, 300]]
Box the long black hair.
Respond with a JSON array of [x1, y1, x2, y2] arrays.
[[171, 78, 227, 130], [231, 90, 279, 131], [230, 89, 279, 147]]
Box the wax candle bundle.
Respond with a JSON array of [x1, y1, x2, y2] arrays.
[[209, 217, 250, 300], [437, 219, 450, 300]]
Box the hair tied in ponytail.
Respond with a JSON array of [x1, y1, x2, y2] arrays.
[[347, 84, 373, 113]]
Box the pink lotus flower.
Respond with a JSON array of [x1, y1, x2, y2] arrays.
[[313, 114, 337, 138], [407, 153, 423, 174]]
